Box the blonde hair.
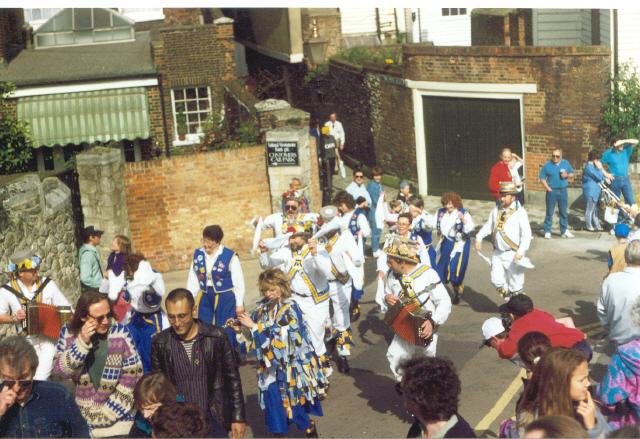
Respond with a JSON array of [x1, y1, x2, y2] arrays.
[[115, 235, 132, 255], [258, 268, 291, 300]]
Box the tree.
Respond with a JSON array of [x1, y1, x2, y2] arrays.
[[602, 62, 640, 145], [0, 82, 34, 175]]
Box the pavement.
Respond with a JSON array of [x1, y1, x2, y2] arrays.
[[157, 167, 622, 438]]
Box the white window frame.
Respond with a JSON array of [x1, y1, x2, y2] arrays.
[[442, 8, 468, 17], [23, 8, 63, 31], [406, 79, 536, 196], [118, 8, 165, 23], [170, 86, 213, 146]]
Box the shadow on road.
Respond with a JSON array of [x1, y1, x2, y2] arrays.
[[558, 299, 598, 327], [573, 249, 608, 263], [355, 305, 394, 346], [454, 286, 502, 314], [350, 368, 414, 422]]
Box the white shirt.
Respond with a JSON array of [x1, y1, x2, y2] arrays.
[[376, 264, 451, 327], [320, 230, 363, 280], [109, 261, 166, 314], [598, 267, 640, 346], [345, 182, 372, 205], [258, 212, 319, 237], [324, 120, 345, 145], [511, 162, 523, 192], [437, 209, 474, 240], [412, 211, 436, 234], [186, 245, 245, 305], [259, 244, 332, 296], [338, 209, 371, 238], [475, 201, 532, 256]]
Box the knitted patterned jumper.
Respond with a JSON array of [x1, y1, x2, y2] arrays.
[[54, 321, 143, 438]]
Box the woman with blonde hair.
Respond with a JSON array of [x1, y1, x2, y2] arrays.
[[507, 347, 611, 438], [231, 268, 328, 437]]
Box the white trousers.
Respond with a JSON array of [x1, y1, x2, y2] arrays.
[[327, 280, 352, 356], [387, 333, 438, 381], [491, 249, 525, 293], [292, 293, 330, 358], [26, 335, 57, 381]]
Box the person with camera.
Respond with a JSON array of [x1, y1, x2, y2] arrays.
[[490, 295, 592, 363]]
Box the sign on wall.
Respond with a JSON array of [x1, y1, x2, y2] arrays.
[[266, 141, 299, 166]]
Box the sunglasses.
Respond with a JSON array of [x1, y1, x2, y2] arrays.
[[284, 205, 298, 211], [552, 155, 561, 158], [89, 313, 112, 323], [2, 379, 33, 389], [354, 175, 364, 179]]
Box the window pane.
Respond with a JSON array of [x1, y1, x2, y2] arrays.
[[113, 27, 132, 41], [186, 88, 197, 100], [451, 9, 458, 16], [44, 9, 61, 20], [94, 8, 111, 28], [74, 9, 92, 30], [56, 32, 74, 45], [187, 101, 198, 112], [188, 114, 199, 124], [37, 34, 56, 47], [53, 9, 73, 31], [112, 14, 131, 27], [75, 29, 93, 44], [460, 8, 467, 15], [442, 8, 449, 16], [188, 123, 198, 134], [198, 87, 209, 98], [199, 99, 209, 111], [32, 9, 42, 20], [174, 90, 184, 101], [94, 29, 113, 42]]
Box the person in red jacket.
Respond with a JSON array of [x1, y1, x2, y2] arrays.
[[488, 148, 514, 206], [490, 295, 592, 362]]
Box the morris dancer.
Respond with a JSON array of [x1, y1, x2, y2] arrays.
[[316, 206, 361, 374], [108, 253, 167, 373], [435, 192, 475, 304], [253, 192, 318, 238], [258, 223, 333, 373], [376, 213, 430, 282], [186, 225, 245, 351], [375, 239, 451, 381], [406, 195, 437, 268], [475, 181, 533, 300], [232, 268, 327, 437], [0, 249, 71, 380], [332, 190, 369, 321]]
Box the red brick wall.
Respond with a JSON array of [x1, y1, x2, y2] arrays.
[[400, 45, 611, 191], [146, 86, 166, 155], [301, 9, 342, 60], [123, 145, 272, 271]]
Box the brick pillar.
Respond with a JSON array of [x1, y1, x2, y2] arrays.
[[76, 147, 131, 266]]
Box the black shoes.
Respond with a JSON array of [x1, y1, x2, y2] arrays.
[[305, 420, 318, 438], [350, 303, 360, 322], [337, 355, 350, 374]]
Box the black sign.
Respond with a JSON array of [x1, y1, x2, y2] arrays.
[[266, 141, 298, 166]]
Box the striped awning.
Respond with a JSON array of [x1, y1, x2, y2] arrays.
[[17, 87, 151, 147]]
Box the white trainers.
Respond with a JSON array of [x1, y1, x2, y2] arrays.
[[544, 232, 551, 239], [372, 250, 382, 258], [561, 230, 574, 239]]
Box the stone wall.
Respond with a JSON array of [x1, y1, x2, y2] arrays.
[[0, 174, 80, 304], [76, 147, 131, 267], [122, 145, 272, 272]]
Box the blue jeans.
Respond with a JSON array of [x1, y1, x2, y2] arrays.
[[370, 220, 381, 252], [584, 196, 602, 230], [544, 188, 568, 234], [610, 175, 635, 205]]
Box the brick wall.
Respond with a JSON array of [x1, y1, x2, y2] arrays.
[[154, 21, 236, 146], [146, 85, 166, 156], [301, 9, 343, 59], [123, 145, 271, 272]]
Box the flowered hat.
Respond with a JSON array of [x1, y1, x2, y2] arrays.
[[285, 217, 317, 238], [383, 237, 419, 263], [7, 249, 40, 273], [282, 189, 303, 204]]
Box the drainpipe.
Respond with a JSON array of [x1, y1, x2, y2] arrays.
[[376, 8, 381, 42]]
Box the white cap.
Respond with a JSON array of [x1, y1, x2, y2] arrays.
[[480, 317, 507, 348]]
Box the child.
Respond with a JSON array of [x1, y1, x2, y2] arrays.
[[397, 182, 412, 207], [234, 269, 327, 438], [509, 153, 525, 205]]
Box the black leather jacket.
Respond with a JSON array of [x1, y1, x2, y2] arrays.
[[150, 320, 245, 430]]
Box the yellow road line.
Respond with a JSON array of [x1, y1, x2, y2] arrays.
[[474, 369, 526, 436]]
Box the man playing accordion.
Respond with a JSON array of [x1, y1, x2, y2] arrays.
[[0, 249, 72, 380], [375, 238, 451, 381]]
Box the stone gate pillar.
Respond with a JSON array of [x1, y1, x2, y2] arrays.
[[76, 147, 131, 266]]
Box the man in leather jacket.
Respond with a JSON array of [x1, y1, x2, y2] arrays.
[[150, 288, 246, 438]]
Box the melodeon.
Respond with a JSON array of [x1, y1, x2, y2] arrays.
[[23, 303, 72, 339], [383, 283, 440, 347]]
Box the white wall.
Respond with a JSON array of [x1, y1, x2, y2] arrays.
[[617, 9, 640, 70], [340, 8, 406, 41], [414, 8, 471, 46]]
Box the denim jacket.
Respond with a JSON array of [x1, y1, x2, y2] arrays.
[[0, 381, 90, 437]]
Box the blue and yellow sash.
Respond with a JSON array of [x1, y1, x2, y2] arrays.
[[287, 248, 329, 304]]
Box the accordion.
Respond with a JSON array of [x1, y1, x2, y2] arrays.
[[23, 303, 72, 339], [383, 282, 440, 347]]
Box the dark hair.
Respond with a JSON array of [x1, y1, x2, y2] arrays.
[[397, 212, 413, 224], [0, 336, 39, 374], [524, 415, 589, 438], [69, 290, 113, 336], [407, 195, 424, 209], [151, 401, 211, 438], [587, 150, 599, 162], [440, 192, 463, 209], [609, 425, 640, 438], [203, 225, 223, 243], [517, 331, 552, 372], [134, 371, 178, 408], [352, 165, 364, 176], [123, 253, 146, 279], [331, 190, 356, 210], [397, 355, 460, 422], [372, 166, 383, 176], [165, 288, 195, 309]]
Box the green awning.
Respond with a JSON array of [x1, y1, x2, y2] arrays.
[[17, 87, 151, 147]]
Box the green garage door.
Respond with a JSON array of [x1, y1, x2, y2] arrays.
[[423, 96, 522, 201]]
